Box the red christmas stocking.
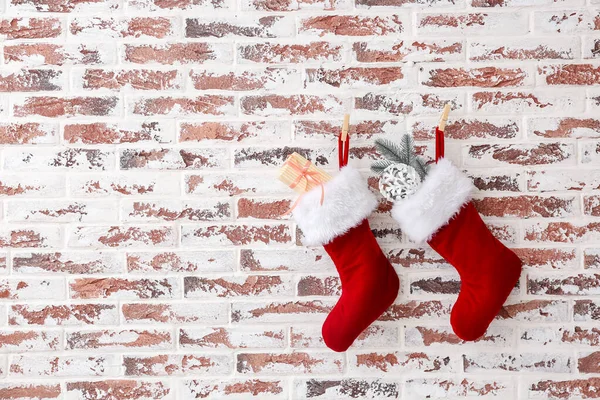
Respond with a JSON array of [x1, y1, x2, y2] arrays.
[[392, 158, 522, 341], [293, 167, 400, 352]]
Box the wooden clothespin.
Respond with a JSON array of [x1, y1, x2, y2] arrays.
[[438, 103, 451, 132], [341, 114, 350, 141]]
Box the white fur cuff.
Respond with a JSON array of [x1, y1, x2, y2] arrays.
[[391, 158, 473, 243], [293, 166, 377, 246]]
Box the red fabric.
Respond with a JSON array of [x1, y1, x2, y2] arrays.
[[435, 128, 444, 160], [428, 202, 522, 341], [321, 219, 399, 352]]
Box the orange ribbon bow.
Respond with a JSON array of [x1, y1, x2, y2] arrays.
[[282, 159, 325, 216]]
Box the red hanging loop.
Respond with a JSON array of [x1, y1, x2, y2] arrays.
[[435, 127, 444, 163]]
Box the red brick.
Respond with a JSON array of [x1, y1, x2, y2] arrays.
[[406, 379, 511, 398], [181, 121, 287, 143], [237, 198, 290, 219], [300, 15, 403, 36], [580, 196, 600, 218], [70, 17, 174, 39], [465, 143, 574, 166], [124, 43, 232, 65], [122, 302, 228, 324], [7, 200, 118, 223], [232, 300, 332, 323], [423, 66, 527, 87], [535, 10, 600, 34], [525, 222, 600, 243], [70, 277, 178, 299], [529, 273, 600, 295], [235, 146, 331, 169], [0, 18, 62, 40], [378, 300, 452, 321], [0, 384, 61, 399], [575, 300, 600, 321], [464, 352, 571, 373], [355, 92, 461, 116], [529, 117, 600, 138], [471, 91, 582, 113], [0, 69, 62, 92], [5, 148, 114, 171], [120, 148, 226, 170], [297, 275, 341, 296], [241, 94, 343, 116], [68, 226, 176, 248], [530, 378, 600, 399], [9, 304, 118, 326], [412, 117, 519, 140], [11, 0, 118, 12], [124, 354, 231, 375], [184, 275, 292, 298], [358, 0, 453, 5], [354, 39, 463, 62], [65, 122, 172, 144], [539, 64, 600, 85], [186, 16, 294, 38], [182, 224, 291, 247], [473, 195, 575, 218], [353, 352, 455, 373], [180, 327, 286, 349], [240, 249, 334, 272], [10, 355, 119, 377], [528, 170, 600, 192], [385, 248, 449, 269], [70, 173, 179, 197], [242, 0, 348, 10], [0, 330, 60, 351], [5, 43, 114, 66], [14, 96, 119, 118], [585, 249, 600, 269], [470, 38, 577, 61], [190, 67, 299, 91], [417, 12, 528, 35], [522, 326, 600, 346], [305, 67, 404, 89], [512, 248, 577, 269], [78, 69, 180, 91], [405, 326, 511, 347], [123, 200, 231, 222], [67, 329, 172, 350], [0, 175, 65, 197], [186, 172, 287, 196], [131, 95, 234, 116], [295, 119, 399, 141], [127, 251, 234, 274], [297, 378, 399, 398], [182, 379, 285, 399], [12, 251, 122, 274], [66, 381, 170, 399], [237, 352, 343, 374], [498, 300, 569, 322], [0, 123, 56, 144], [238, 42, 343, 63], [0, 227, 61, 248]]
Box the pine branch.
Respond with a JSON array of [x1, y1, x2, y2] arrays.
[[374, 139, 406, 163], [410, 157, 429, 180], [399, 134, 415, 165], [370, 159, 394, 174]]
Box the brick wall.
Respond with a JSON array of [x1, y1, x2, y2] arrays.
[[0, 0, 598, 398]]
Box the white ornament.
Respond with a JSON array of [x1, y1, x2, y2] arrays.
[[379, 163, 422, 201]]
